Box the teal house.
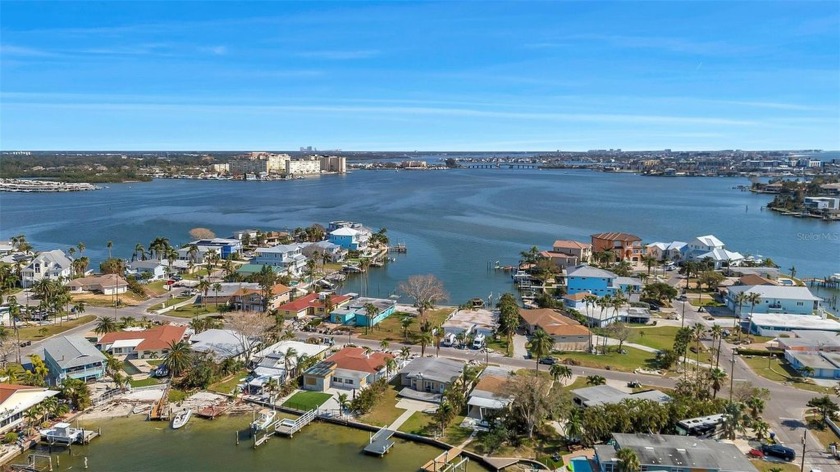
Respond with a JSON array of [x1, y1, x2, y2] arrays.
[[330, 297, 397, 327], [41, 335, 107, 386]]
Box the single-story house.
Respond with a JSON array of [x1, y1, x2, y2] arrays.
[[398, 357, 466, 402], [0, 384, 60, 434], [748, 313, 840, 336], [519, 308, 590, 351], [785, 350, 840, 380], [302, 347, 393, 392], [571, 384, 671, 408], [467, 366, 512, 421], [594, 433, 758, 472], [776, 330, 840, 352], [96, 325, 188, 358], [247, 340, 330, 394], [189, 329, 258, 361], [277, 292, 351, 319], [67, 274, 128, 295], [329, 297, 397, 327], [41, 335, 107, 385]]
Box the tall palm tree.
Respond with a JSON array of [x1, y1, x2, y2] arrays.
[[94, 316, 118, 335], [527, 328, 554, 372], [616, 448, 641, 472], [433, 327, 443, 357], [691, 323, 704, 373], [106, 241, 113, 259], [400, 315, 414, 342], [363, 302, 378, 334], [400, 346, 411, 361], [212, 282, 222, 309], [337, 392, 350, 416], [710, 324, 724, 369], [550, 364, 572, 385], [163, 340, 192, 377], [752, 418, 770, 441], [416, 330, 433, 357], [708, 367, 727, 398], [197, 279, 211, 308], [379, 340, 390, 351]]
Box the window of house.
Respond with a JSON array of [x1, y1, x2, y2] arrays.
[[797, 302, 804, 306]]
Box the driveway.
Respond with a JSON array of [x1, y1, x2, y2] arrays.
[[512, 333, 529, 360]]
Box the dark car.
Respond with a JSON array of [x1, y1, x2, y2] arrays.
[[762, 443, 796, 461], [627, 381, 642, 388], [538, 357, 557, 365]]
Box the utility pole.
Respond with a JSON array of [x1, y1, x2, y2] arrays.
[[800, 430, 806, 472], [728, 347, 736, 403]]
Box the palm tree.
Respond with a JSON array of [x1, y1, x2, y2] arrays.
[[197, 279, 211, 308], [106, 240, 113, 259], [691, 323, 704, 373], [433, 327, 443, 357], [385, 357, 397, 377], [400, 315, 414, 342], [708, 367, 727, 398], [616, 448, 641, 472], [641, 254, 656, 276], [527, 328, 554, 372], [586, 375, 606, 385], [379, 340, 390, 351], [745, 395, 765, 420], [400, 346, 411, 361], [565, 407, 583, 443], [710, 324, 723, 369], [337, 392, 350, 417], [94, 316, 118, 335], [752, 418, 770, 441], [212, 282, 222, 309], [72, 300, 86, 320], [550, 364, 572, 385], [799, 365, 815, 380], [363, 302, 378, 334], [416, 330, 433, 357], [163, 340, 192, 377]]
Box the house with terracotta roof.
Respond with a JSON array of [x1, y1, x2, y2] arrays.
[[302, 347, 393, 392], [467, 366, 512, 421], [539, 250, 580, 269], [551, 240, 592, 263], [0, 383, 59, 434], [96, 325, 188, 359], [67, 274, 128, 295], [277, 292, 351, 319], [590, 232, 642, 262], [518, 308, 590, 351]]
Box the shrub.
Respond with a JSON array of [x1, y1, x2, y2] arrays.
[[735, 349, 781, 357], [4, 432, 18, 444]]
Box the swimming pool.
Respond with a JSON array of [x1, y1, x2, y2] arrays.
[[569, 457, 594, 472]]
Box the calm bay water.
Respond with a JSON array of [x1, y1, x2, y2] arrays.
[[1, 169, 838, 303]]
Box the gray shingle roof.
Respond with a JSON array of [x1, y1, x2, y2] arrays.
[[399, 357, 465, 384], [567, 265, 616, 279], [728, 284, 821, 301], [42, 335, 106, 370], [601, 433, 758, 471]]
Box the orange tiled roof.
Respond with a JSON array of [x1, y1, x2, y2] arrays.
[[518, 308, 590, 337], [591, 232, 641, 242], [0, 384, 40, 404], [325, 347, 393, 374], [278, 293, 351, 313], [552, 240, 591, 249], [99, 325, 187, 351]]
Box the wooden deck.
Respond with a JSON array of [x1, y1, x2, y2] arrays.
[[363, 427, 395, 456], [421, 447, 463, 472], [274, 409, 316, 437]]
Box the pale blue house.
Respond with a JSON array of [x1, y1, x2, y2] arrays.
[[726, 285, 821, 318], [41, 336, 106, 386], [329, 297, 397, 327], [785, 351, 840, 380], [328, 227, 367, 250], [566, 265, 642, 297], [251, 244, 306, 276]]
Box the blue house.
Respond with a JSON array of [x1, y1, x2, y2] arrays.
[[726, 285, 822, 318], [329, 297, 397, 327], [785, 351, 840, 380], [566, 265, 641, 297], [328, 227, 368, 251], [190, 238, 242, 260], [41, 336, 106, 386]]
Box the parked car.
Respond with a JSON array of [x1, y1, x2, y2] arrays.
[[627, 381, 641, 388], [761, 443, 796, 461], [19, 340, 31, 348], [538, 357, 557, 365]]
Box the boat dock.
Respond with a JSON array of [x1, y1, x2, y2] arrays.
[[421, 447, 468, 472], [390, 243, 407, 253], [196, 403, 230, 419], [274, 409, 316, 437], [148, 386, 170, 421], [363, 427, 395, 456]]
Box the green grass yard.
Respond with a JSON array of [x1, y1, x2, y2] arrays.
[[18, 315, 96, 341], [207, 369, 249, 395], [557, 346, 657, 373], [168, 303, 219, 318], [357, 307, 455, 343], [282, 391, 332, 411], [358, 385, 404, 427], [625, 326, 682, 351]]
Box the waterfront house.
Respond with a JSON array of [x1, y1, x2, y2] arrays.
[[277, 292, 351, 319], [302, 347, 393, 392], [247, 340, 330, 393], [301, 240, 346, 262], [230, 283, 291, 311], [398, 357, 465, 402], [0, 384, 60, 435], [251, 244, 307, 276], [518, 308, 590, 350], [466, 366, 512, 421], [96, 325, 188, 358], [785, 351, 840, 380], [67, 274, 128, 295], [726, 284, 821, 317], [328, 227, 368, 251], [594, 433, 758, 472], [189, 238, 242, 259], [41, 335, 106, 385], [551, 240, 592, 263], [735, 274, 777, 286], [748, 313, 840, 336], [804, 196, 840, 211], [571, 385, 671, 408], [645, 241, 687, 262], [442, 308, 498, 338], [590, 232, 642, 262], [729, 266, 780, 280], [566, 265, 617, 297], [125, 260, 167, 281], [538, 250, 579, 269], [776, 330, 840, 352], [189, 329, 258, 361], [21, 250, 72, 288], [686, 235, 744, 269], [329, 297, 397, 327]]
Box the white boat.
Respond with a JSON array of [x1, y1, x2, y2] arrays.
[[251, 408, 277, 431], [171, 409, 192, 429], [40, 422, 84, 445]]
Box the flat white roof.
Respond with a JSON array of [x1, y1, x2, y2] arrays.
[[750, 313, 840, 331], [254, 340, 329, 359]]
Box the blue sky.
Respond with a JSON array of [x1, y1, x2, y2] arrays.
[[1, 1, 838, 151]]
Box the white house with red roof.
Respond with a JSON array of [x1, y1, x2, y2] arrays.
[[97, 325, 189, 359], [302, 347, 394, 392], [276, 292, 352, 319], [0, 383, 59, 434]]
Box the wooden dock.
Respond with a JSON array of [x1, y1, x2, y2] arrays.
[[148, 386, 170, 421], [421, 447, 464, 472], [363, 427, 395, 456], [197, 403, 230, 419], [274, 409, 316, 437]]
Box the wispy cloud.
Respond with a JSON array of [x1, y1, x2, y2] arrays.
[[526, 34, 751, 56], [294, 49, 380, 60], [199, 45, 228, 56], [0, 44, 59, 57]]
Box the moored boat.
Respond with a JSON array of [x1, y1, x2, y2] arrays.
[[171, 409, 192, 429], [251, 408, 277, 431]]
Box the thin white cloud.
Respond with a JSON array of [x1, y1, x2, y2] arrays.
[[294, 49, 380, 60], [200, 45, 228, 56], [0, 44, 59, 57]]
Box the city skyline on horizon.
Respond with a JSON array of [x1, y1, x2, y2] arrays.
[[1, 1, 838, 151]]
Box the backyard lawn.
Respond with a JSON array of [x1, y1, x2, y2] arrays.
[[168, 303, 220, 318], [207, 369, 249, 395], [741, 356, 832, 394], [398, 411, 435, 435], [626, 326, 681, 351], [357, 307, 455, 343], [282, 391, 332, 411], [129, 377, 163, 388], [557, 347, 657, 373], [358, 384, 405, 427], [18, 315, 96, 341]]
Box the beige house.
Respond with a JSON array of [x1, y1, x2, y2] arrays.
[[68, 274, 128, 295], [551, 240, 592, 264], [519, 308, 590, 351]]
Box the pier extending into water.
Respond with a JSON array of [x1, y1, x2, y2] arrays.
[[421, 447, 468, 471], [274, 409, 316, 437], [363, 426, 395, 456]]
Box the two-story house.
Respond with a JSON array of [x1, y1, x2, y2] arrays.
[[0, 384, 59, 434], [97, 325, 188, 359], [590, 232, 642, 262], [189, 238, 242, 260], [727, 284, 821, 318], [302, 347, 393, 392], [125, 260, 168, 281], [21, 250, 73, 288], [551, 240, 592, 264], [645, 241, 687, 262], [328, 227, 368, 251], [687, 235, 744, 269], [42, 335, 106, 385], [329, 297, 397, 327], [276, 292, 352, 319], [252, 244, 307, 276]]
